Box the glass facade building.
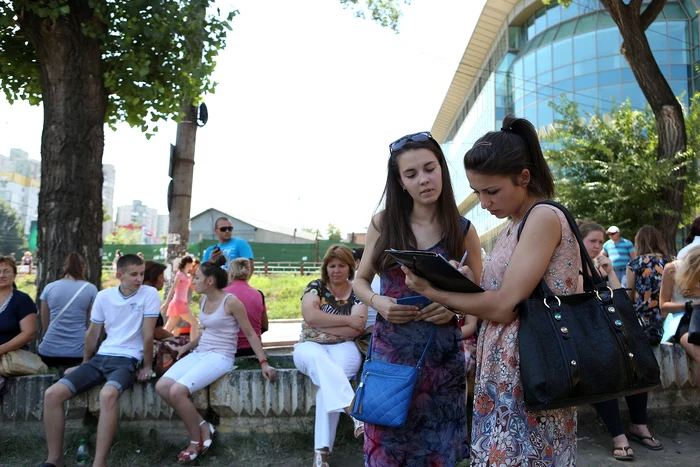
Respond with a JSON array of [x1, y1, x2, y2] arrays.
[[434, 0, 700, 250]]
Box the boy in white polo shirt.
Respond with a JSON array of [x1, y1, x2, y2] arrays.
[[41, 254, 160, 467]]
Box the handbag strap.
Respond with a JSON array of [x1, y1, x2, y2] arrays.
[[517, 200, 604, 296], [48, 282, 90, 330], [366, 324, 438, 369]]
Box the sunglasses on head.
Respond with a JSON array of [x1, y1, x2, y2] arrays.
[[389, 131, 433, 153], [219, 226, 233, 232]]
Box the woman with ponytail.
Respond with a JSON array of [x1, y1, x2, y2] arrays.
[[403, 116, 579, 465], [156, 255, 276, 464]]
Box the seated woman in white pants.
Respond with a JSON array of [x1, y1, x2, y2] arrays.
[[293, 244, 367, 467], [155, 256, 276, 464]]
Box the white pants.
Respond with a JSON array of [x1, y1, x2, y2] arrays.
[[162, 350, 234, 393], [293, 340, 362, 451]]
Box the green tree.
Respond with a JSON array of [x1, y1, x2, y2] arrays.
[[104, 225, 144, 245], [338, 0, 409, 32], [545, 0, 688, 250], [0, 1, 406, 297], [0, 1, 235, 293], [0, 200, 27, 256], [543, 95, 700, 242], [326, 223, 342, 242]]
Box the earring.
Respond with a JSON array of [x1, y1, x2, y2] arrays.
[[402, 187, 407, 192]]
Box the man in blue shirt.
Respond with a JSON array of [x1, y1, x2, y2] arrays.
[[202, 217, 255, 273], [602, 225, 635, 288]]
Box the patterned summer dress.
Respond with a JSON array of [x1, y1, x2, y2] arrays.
[[364, 218, 470, 467], [471, 205, 580, 467]]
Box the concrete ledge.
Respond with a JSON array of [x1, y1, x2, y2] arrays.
[[0, 343, 697, 435]]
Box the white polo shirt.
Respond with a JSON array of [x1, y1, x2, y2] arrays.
[[90, 285, 161, 360]]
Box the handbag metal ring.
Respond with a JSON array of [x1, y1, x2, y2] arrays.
[[543, 296, 561, 309], [595, 286, 615, 302]]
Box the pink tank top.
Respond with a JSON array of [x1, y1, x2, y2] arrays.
[[173, 271, 190, 302], [197, 294, 239, 359]]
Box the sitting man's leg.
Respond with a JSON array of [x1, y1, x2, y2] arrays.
[[93, 356, 139, 467], [43, 359, 105, 467]]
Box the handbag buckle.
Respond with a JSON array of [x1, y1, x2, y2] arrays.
[[595, 286, 614, 302], [543, 296, 561, 309]]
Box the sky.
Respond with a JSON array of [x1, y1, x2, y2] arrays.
[[0, 0, 486, 237]]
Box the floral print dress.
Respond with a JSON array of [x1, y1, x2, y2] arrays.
[[364, 218, 470, 467], [627, 255, 668, 331], [471, 205, 580, 467]]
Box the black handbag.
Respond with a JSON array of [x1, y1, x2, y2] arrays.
[[516, 201, 661, 411], [688, 305, 700, 345]]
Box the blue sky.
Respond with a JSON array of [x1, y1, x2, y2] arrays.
[[0, 0, 486, 237]]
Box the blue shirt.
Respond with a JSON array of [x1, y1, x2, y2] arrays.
[[202, 238, 254, 270], [603, 237, 635, 270]]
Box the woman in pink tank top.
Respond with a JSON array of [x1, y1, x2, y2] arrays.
[[155, 256, 276, 464], [224, 258, 268, 357]]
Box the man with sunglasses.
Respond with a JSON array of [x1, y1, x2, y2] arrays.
[[202, 217, 254, 273]]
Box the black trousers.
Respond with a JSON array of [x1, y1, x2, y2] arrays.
[[592, 392, 648, 438]]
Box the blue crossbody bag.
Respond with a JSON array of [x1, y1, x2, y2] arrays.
[[350, 325, 438, 427]]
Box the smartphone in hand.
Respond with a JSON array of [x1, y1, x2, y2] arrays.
[[396, 295, 432, 309]]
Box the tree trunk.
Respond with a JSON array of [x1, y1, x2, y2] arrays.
[[20, 2, 106, 336], [601, 0, 687, 253], [166, 0, 206, 271], [166, 103, 197, 268]]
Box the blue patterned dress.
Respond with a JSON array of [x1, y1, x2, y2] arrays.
[[364, 218, 469, 467]]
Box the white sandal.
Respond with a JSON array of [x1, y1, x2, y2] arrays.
[[314, 449, 330, 467], [199, 419, 216, 455], [351, 416, 364, 438]]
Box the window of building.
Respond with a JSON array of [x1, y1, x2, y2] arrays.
[[536, 44, 552, 73], [552, 38, 573, 69], [647, 23, 669, 50], [573, 31, 597, 61], [596, 27, 620, 57], [535, 8, 547, 36], [598, 69, 622, 86], [574, 13, 598, 35], [574, 72, 597, 90], [553, 65, 573, 82], [598, 55, 622, 71], [555, 20, 577, 41], [574, 58, 597, 76], [524, 53, 536, 79]]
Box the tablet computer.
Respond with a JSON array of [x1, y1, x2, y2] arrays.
[[386, 249, 484, 294]]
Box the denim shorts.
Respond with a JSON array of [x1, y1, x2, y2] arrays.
[[58, 354, 139, 395]]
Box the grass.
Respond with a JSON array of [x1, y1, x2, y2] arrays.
[[249, 275, 311, 320], [15, 274, 310, 321]]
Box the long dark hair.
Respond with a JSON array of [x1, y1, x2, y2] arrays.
[[686, 217, 700, 245], [63, 252, 86, 280], [464, 115, 554, 199], [635, 225, 670, 258], [371, 135, 464, 271]]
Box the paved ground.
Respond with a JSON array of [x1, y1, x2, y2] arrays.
[[262, 319, 302, 348]]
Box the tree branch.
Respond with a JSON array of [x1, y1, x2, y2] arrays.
[[640, 0, 667, 31]]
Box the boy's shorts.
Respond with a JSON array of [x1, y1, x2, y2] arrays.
[[58, 354, 139, 395]]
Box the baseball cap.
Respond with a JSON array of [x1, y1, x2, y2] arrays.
[[606, 225, 620, 234]]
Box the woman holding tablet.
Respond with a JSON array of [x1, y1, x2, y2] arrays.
[[354, 131, 482, 466]]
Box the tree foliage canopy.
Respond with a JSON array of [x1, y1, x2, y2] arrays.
[[0, 0, 237, 133], [0, 200, 28, 255], [326, 223, 342, 242], [338, 0, 410, 32], [543, 94, 700, 238]]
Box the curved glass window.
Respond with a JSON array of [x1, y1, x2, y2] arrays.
[[509, 10, 692, 129]]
